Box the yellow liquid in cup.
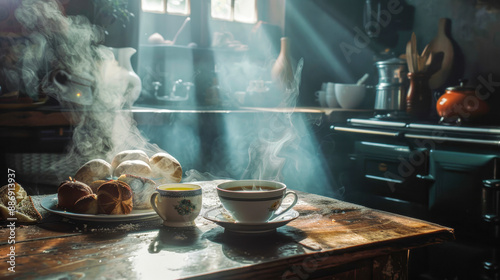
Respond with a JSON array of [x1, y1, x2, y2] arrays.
[[158, 186, 199, 191]]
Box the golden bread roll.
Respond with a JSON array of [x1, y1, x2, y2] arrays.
[[97, 181, 133, 215], [74, 159, 112, 187], [88, 180, 107, 194], [117, 174, 156, 209], [149, 152, 182, 183], [73, 194, 98, 214], [111, 150, 149, 170], [57, 179, 92, 212], [113, 159, 153, 178]]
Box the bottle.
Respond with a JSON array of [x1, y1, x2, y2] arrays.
[[271, 37, 294, 91]]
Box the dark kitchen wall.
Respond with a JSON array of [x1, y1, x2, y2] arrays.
[[285, 0, 500, 106], [405, 0, 500, 89]]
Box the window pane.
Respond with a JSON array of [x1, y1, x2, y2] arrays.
[[167, 0, 190, 15], [142, 0, 165, 13], [234, 0, 256, 23], [211, 0, 232, 20]]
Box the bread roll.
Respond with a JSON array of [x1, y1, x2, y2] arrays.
[[117, 174, 156, 209], [0, 183, 42, 223], [111, 150, 149, 170], [149, 152, 182, 183], [0, 182, 26, 205], [57, 179, 92, 212], [74, 159, 112, 187], [113, 159, 153, 178], [88, 180, 107, 194], [74, 194, 98, 214], [97, 181, 133, 215]]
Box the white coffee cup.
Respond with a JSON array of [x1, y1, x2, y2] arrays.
[[325, 82, 340, 108], [216, 180, 298, 223]]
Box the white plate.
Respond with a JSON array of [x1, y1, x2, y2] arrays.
[[203, 207, 299, 234], [41, 194, 159, 222]]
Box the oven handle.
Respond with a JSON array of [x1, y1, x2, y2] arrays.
[[405, 134, 500, 147], [416, 174, 435, 183], [331, 126, 401, 137], [332, 126, 500, 147], [365, 174, 404, 184]]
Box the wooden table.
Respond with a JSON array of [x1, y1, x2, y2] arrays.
[[0, 181, 454, 279]]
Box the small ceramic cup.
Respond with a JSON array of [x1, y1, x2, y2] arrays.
[[325, 82, 340, 108], [150, 183, 202, 227], [216, 180, 298, 223], [315, 90, 327, 107]]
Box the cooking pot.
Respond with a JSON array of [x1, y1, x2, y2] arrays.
[[436, 80, 489, 124]]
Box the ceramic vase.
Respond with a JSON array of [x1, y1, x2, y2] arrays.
[[110, 47, 142, 107], [271, 37, 294, 91]]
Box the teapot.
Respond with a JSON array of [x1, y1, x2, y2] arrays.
[[50, 69, 94, 105], [436, 80, 489, 124]]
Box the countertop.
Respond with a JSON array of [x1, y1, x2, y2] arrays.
[[0, 105, 375, 127]]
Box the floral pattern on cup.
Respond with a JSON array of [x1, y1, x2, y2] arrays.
[[175, 199, 196, 216]]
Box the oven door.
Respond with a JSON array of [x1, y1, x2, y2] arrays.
[[346, 141, 431, 218], [427, 150, 497, 229]]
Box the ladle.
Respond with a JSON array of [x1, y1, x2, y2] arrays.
[[164, 17, 191, 45]]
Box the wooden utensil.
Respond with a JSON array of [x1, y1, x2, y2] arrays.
[[406, 40, 414, 73], [427, 18, 454, 89], [411, 32, 418, 72], [419, 44, 431, 73]]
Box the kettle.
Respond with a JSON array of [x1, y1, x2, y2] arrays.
[[50, 69, 94, 105], [374, 58, 408, 111]]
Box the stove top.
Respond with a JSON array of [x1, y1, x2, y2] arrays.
[[354, 111, 500, 133], [332, 112, 500, 147]]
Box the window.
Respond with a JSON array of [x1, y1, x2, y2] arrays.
[[141, 0, 190, 15], [211, 0, 257, 23], [141, 0, 257, 23]]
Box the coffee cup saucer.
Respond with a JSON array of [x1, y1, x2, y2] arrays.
[[202, 206, 299, 234]]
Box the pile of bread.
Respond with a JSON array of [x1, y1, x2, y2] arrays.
[[57, 150, 182, 215]]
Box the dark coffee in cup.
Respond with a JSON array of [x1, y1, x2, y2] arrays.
[[225, 186, 276, 192]]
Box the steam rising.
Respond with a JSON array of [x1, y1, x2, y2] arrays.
[[9, 1, 335, 197], [11, 0, 163, 174], [242, 60, 304, 182]]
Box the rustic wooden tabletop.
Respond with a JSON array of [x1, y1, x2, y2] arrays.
[[0, 180, 454, 279]]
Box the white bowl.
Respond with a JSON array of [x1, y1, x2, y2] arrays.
[[335, 84, 366, 109]]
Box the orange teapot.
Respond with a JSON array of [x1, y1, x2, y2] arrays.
[[436, 80, 489, 123]]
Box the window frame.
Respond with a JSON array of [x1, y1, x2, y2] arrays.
[[141, 0, 191, 15], [211, 0, 258, 24]]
